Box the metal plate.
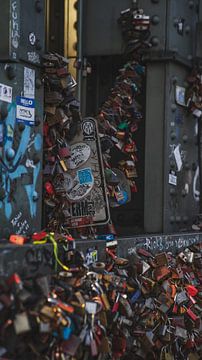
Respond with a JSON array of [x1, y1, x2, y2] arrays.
[[0, 63, 43, 237], [0, 0, 45, 64], [82, 0, 198, 61], [0, 0, 20, 61], [163, 62, 199, 233], [82, 0, 166, 56], [144, 62, 199, 233], [83, 0, 131, 56], [167, 0, 199, 62], [63, 117, 110, 228], [19, 0, 45, 65]]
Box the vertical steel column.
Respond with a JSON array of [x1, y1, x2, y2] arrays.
[[144, 63, 165, 233], [198, 0, 202, 213], [77, 0, 84, 111]]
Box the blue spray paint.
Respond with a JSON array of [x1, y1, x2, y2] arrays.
[[0, 101, 42, 221]]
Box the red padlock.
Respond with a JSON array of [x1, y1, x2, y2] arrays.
[[58, 146, 71, 159], [43, 123, 49, 137], [44, 181, 55, 195], [124, 141, 135, 153], [9, 235, 26, 245], [32, 231, 47, 241], [186, 285, 198, 297]]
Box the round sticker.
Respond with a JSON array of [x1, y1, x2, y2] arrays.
[[29, 32, 36, 46], [82, 119, 95, 137], [68, 143, 91, 170], [66, 169, 94, 202]]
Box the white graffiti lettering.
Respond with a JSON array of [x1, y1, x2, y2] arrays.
[[11, 1, 20, 50]]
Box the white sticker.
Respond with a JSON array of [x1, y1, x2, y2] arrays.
[[16, 96, 35, 126], [175, 86, 187, 107], [0, 83, 12, 103], [24, 67, 35, 99], [169, 172, 177, 186], [174, 145, 183, 171], [68, 143, 91, 169]]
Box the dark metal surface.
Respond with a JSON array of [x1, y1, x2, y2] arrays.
[[166, 0, 198, 62], [144, 63, 164, 233], [0, 0, 45, 64], [0, 243, 55, 278], [0, 63, 43, 238], [83, 0, 130, 56], [145, 61, 199, 233], [82, 0, 198, 64], [0, 0, 20, 61], [163, 62, 199, 233], [46, 0, 64, 54], [20, 0, 45, 65]]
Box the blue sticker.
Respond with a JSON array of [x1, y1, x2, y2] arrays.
[[85, 248, 98, 265], [77, 168, 93, 185], [16, 96, 35, 126]]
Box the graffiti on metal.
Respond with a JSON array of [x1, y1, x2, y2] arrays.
[[121, 234, 201, 256]]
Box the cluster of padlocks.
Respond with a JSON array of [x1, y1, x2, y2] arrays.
[[43, 53, 81, 232], [0, 233, 201, 359], [97, 60, 144, 210]]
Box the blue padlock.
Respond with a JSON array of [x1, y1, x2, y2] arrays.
[[130, 289, 141, 304]]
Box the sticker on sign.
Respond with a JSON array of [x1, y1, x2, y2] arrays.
[[78, 168, 94, 185], [16, 96, 35, 126]]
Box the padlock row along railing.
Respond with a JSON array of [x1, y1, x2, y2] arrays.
[[0, 237, 201, 359], [1, 230, 202, 279]]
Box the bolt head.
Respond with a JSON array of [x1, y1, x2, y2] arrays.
[[151, 36, 160, 46], [151, 15, 160, 25]]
